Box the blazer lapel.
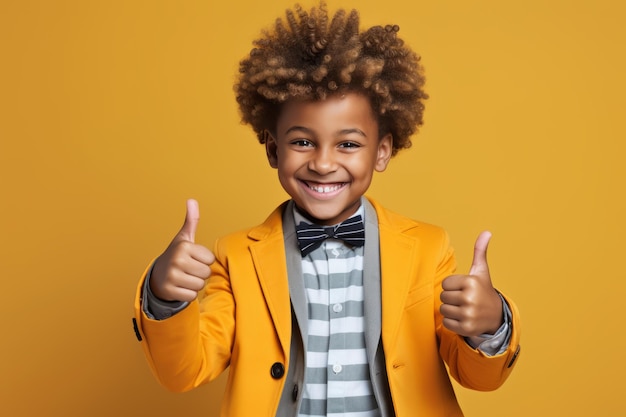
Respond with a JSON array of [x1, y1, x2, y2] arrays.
[[369, 199, 421, 349], [248, 203, 293, 358]]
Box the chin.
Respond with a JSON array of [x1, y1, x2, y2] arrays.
[[298, 203, 354, 225]]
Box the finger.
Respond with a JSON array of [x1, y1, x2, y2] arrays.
[[441, 274, 466, 291], [183, 255, 211, 280], [167, 242, 213, 277], [179, 199, 200, 243], [189, 244, 215, 266], [176, 273, 210, 292], [176, 256, 212, 280], [442, 317, 478, 337], [442, 317, 460, 333], [440, 289, 464, 306], [469, 230, 492, 276], [440, 304, 463, 321], [169, 286, 202, 303]]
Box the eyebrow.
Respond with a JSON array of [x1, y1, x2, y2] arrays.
[[284, 126, 367, 137]]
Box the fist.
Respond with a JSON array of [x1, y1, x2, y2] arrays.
[[440, 231, 503, 337], [150, 199, 215, 302]]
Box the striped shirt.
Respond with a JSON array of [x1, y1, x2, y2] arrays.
[[295, 209, 380, 417]]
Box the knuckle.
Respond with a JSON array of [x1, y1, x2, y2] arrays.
[[464, 306, 477, 321], [460, 322, 476, 336], [169, 254, 187, 270], [465, 275, 479, 288]]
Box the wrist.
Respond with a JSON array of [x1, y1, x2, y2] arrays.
[[484, 291, 505, 334]]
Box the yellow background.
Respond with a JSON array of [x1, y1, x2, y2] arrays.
[[1, 0, 624, 415]]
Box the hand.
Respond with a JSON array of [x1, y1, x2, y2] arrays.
[[150, 199, 215, 302], [440, 231, 503, 337]]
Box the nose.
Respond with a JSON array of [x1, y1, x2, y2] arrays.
[[308, 147, 337, 175]]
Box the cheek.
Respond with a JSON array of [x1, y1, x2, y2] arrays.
[[276, 157, 299, 179], [352, 157, 376, 179], [278, 152, 305, 171]]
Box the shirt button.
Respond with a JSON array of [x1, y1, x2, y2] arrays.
[[332, 364, 342, 374], [332, 303, 343, 313]]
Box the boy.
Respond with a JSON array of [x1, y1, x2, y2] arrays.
[[133, 3, 520, 416]]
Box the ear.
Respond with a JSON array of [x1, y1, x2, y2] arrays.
[[374, 133, 393, 172], [264, 130, 279, 168]]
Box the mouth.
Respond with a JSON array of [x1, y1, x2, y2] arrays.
[[301, 181, 347, 194]]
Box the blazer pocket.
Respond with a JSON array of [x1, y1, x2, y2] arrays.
[[404, 285, 432, 309]]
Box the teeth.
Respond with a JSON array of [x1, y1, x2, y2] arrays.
[[309, 183, 342, 193]]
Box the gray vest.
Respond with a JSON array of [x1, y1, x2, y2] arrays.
[[275, 198, 395, 417]]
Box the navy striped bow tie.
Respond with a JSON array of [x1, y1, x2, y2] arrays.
[[295, 215, 365, 256]]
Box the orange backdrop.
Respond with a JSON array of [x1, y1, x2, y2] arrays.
[[1, 0, 625, 415]]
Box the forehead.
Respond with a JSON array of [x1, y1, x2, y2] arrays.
[[276, 92, 378, 133]]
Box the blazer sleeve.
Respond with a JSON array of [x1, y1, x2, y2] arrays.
[[133, 242, 236, 393], [435, 232, 522, 391]]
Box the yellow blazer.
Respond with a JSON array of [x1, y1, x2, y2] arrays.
[[134, 197, 521, 416]]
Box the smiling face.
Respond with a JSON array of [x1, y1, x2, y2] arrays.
[[266, 92, 392, 225]]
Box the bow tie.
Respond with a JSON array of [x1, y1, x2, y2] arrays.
[[295, 215, 365, 256]]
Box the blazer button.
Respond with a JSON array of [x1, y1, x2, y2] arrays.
[[270, 362, 285, 379], [292, 384, 298, 401]]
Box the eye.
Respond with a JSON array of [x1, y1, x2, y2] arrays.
[[338, 141, 360, 149], [290, 139, 314, 147]]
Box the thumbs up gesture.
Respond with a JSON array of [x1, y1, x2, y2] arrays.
[[150, 199, 216, 302], [440, 231, 503, 337]]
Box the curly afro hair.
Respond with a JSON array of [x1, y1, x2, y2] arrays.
[[234, 2, 428, 156]]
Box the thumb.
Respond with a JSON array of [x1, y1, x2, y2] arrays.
[[178, 199, 200, 243], [469, 230, 491, 276]]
